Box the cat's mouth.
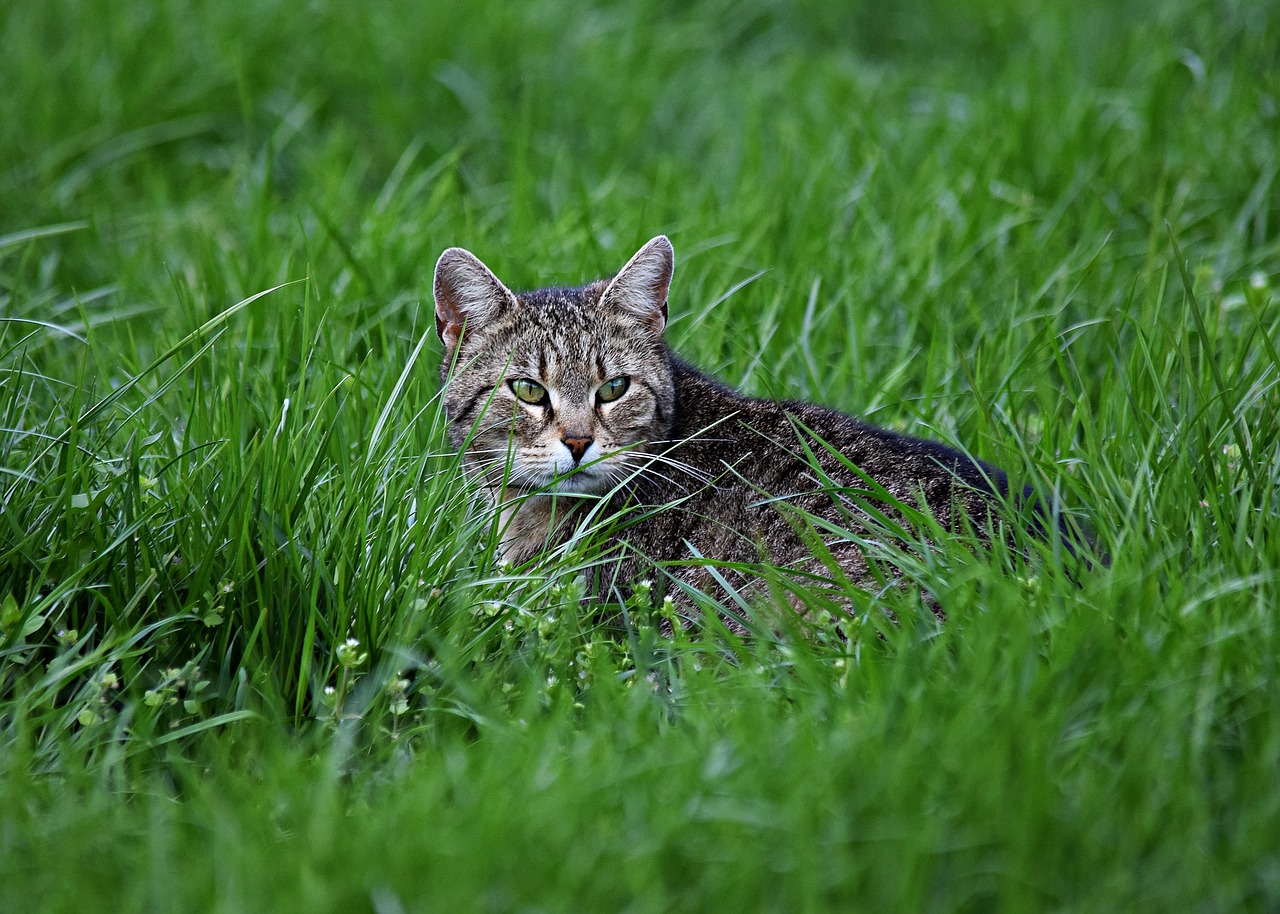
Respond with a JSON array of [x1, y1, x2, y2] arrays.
[[483, 460, 615, 497], [542, 465, 613, 495]]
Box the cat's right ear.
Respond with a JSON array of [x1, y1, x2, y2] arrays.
[[433, 247, 516, 351]]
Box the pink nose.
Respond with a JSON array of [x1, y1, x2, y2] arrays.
[[562, 436, 593, 464]]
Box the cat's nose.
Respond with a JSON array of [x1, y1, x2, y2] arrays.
[[562, 435, 593, 464]]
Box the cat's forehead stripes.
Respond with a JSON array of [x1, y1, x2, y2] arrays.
[[491, 282, 650, 385], [515, 284, 609, 339]]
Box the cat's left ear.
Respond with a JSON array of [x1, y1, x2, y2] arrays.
[[600, 235, 674, 334]]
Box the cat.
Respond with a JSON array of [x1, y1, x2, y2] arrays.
[[433, 235, 1072, 620]]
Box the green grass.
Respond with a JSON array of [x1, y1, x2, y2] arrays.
[[2, 0, 1279, 910]]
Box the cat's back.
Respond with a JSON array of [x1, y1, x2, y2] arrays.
[[664, 357, 1008, 505]]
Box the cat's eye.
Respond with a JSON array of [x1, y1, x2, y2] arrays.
[[597, 376, 630, 404], [509, 378, 549, 405]]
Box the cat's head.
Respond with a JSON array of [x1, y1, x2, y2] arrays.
[[433, 236, 677, 495]]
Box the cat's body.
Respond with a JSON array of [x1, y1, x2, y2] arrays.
[[434, 236, 1038, 611]]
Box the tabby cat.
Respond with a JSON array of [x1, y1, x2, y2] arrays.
[[434, 235, 1053, 613]]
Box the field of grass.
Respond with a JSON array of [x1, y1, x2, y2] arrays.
[[3, 0, 1279, 910]]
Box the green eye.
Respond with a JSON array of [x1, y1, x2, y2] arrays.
[[597, 376, 630, 403], [509, 378, 548, 405]]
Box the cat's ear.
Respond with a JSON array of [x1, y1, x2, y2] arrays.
[[433, 247, 516, 350], [600, 235, 674, 334]]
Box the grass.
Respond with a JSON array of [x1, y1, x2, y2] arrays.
[[2, 0, 1279, 910]]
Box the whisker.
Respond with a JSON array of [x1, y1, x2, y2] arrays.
[[612, 451, 717, 487], [616, 461, 714, 491], [611, 463, 686, 491], [608, 457, 719, 497], [646, 436, 731, 447]]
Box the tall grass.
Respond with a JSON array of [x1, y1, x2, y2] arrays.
[[2, 0, 1278, 910]]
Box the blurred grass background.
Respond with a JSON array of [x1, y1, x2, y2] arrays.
[[2, 0, 1279, 911]]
